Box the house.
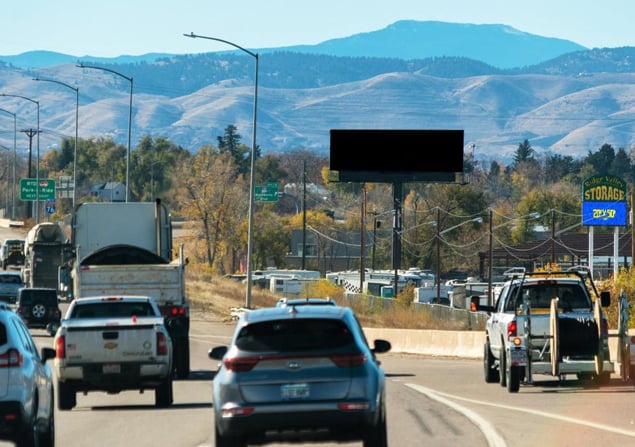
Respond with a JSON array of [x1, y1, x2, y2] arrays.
[[90, 182, 127, 202]]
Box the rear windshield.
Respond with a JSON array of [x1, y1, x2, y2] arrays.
[[505, 283, 591, 311], [19, 290, 57, 305], [71, 302, 155, 319], [235, 318, 354, 352], [0, 275, 22, 284]]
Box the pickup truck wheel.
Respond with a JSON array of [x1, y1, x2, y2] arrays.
[[57, 380, 76, 410], [155, 379, 173, 408], [499, 349, 507, 387], [550, 298, 560, 376], [506, 359, 521, 393], [484, 341, 499, 383]]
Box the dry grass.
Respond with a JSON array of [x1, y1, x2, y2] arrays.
[[186, 269, 478, 330]]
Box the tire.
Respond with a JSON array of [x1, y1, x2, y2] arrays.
[[155, 379, 173, 408], [215, 422, 246, 447], [174, 338, 190, 380], [595, 371, 611, 386], [363, 400, 387, 447], [57, 380, 76, 411], [39, 393, 55, 447], [550, 298, 560, 377], [16, 402, 37, 447], [506, 358, 521, 393], [499, 348, 507, 387], [484, 340, 499, 383]]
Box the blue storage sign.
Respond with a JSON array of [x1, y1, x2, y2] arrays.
[[581, 175, 627, 226]]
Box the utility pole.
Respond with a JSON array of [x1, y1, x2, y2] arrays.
[[21, 128, 38, 219], [301, 160, 307, 269]]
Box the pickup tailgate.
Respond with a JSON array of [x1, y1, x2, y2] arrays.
[[61, 317, 166, 364]]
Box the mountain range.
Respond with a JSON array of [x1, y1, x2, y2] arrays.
[[0, 20, 634, 164]]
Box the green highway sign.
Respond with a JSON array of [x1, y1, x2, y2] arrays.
[[255, 182, 279, 202], [20, 178, 56, 201]]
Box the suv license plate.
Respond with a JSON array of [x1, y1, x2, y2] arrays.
[[510, 349, 527, 366], [103, 363, 121, 374], [281, 383, 309, 399]]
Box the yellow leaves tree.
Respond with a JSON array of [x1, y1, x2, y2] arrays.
[[173, 146, 246, 273]]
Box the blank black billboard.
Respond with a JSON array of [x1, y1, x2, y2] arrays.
[[329, 129, 464, 182]]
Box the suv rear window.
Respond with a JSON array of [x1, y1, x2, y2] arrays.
[[235, 318, 354, 352], [18, 289, 58, 305], [0, 275, 22, 284]]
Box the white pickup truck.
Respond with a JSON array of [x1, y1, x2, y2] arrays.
[[476, 268, 614, 392], [53, 295, 174, 410]]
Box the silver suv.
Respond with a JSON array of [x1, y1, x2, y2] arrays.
[[0, 307, 56, 446], [209, 305, 391, 447]]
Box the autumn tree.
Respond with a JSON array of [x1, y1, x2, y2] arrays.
[[173, 147, 246, 272]]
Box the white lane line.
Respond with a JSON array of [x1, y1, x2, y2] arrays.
[[408, 383, 635, 438], [405, 383, 507, 447]]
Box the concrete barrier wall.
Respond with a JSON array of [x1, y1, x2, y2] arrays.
[[364, 327, 625, 362]]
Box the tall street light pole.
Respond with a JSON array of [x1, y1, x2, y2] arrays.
[[76, 63, 133, 202], [33, 77, 79, 208], [184, 32, 259, 308], [0, 144, 11, 213], [0, 94, 39, 223], [0, 107, 16, 219]]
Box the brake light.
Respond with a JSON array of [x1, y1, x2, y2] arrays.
[[168, 306, 186, 316], [0, 348, 23, 367], [223, 356, 260, 372], [330, 353, 367, 367], [507, 320, 518, 337], [156, 332, 169, 356], [55, 335, 66, 359]]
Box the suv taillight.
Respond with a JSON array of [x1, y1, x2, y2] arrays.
[[0, 348, 22, 367], [157, 332, 169, 356], [330, 353, 367, 367]]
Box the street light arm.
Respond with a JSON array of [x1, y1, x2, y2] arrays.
[[76, 63, 133, 202], [33, 77, 80, 207], [183, 33, 258, 59], [33, 77, 78, 93], [439, 216, 484, 236], [0, 93, 40, 222], [76, 63, 133, 83]]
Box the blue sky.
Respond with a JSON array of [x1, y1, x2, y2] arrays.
[[4, 0, 635, 56]]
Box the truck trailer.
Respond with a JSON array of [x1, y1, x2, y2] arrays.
[[59, 200, 190, 379]]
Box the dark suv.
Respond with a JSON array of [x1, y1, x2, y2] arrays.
[[15, 287, 61, 333]]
